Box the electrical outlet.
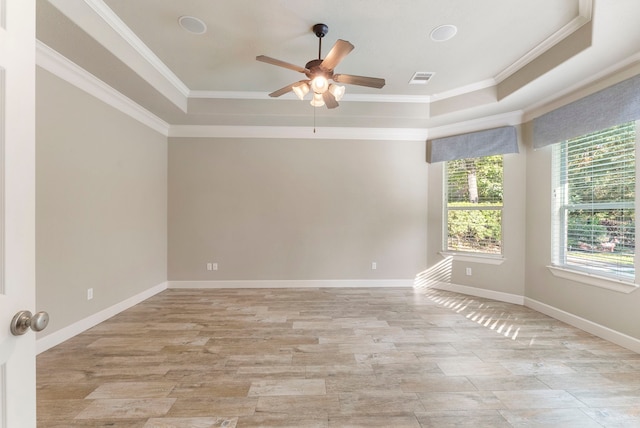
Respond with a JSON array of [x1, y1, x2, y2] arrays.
[[465, 267, 472, 276], [87, 288, 93, 300], [207, 263, 213, 271], [212, 263, 218, 271], [372, 262, 377, 270]]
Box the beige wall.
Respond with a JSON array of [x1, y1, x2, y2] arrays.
[[35, 68, 167, 336], [426, 143, 527, 297], [168, 137, 429, 282]]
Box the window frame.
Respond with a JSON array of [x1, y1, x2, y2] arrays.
[[549, 120, 639, 292], [443, 155, 504, 258]]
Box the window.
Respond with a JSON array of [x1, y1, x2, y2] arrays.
[[445, 155, 503, 255], [552, 121, 637, 281]]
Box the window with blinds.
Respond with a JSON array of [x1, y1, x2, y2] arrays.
[[551, 121, 637, 281], [445, 155, 503, 254]]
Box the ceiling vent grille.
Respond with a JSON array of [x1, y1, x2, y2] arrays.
[[409, 72, 435, 85]]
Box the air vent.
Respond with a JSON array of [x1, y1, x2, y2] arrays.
[[409, 72, 435, 85]]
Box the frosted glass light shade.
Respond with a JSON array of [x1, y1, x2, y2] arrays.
[[310, 76, 329, 93], [292, 82, 310, 100], [310, 92, 325, 107], [329, 84, 345, 101]]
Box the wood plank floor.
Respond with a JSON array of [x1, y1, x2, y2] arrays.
[[37, 287, 640, 427]]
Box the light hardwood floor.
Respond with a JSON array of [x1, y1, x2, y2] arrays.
[[37, 287, 640, 427]]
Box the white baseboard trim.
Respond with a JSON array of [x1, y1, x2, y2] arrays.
[[524, 297, 640, 354], [430, 283, 640, 353], [168, 279, 415, 289], [36, 282, 168, 354], [431, 282, 525, 305]]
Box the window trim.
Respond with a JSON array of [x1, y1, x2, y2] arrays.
[[440, 251, 505, 265], [547, 265, 638, 294], [550, 120, 639, 286]]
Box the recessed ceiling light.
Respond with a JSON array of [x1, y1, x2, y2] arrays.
[[178, 16, 207, 35], [430, 24, 457, 42]]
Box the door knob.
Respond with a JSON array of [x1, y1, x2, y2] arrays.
[[10, 310, 49, 336]]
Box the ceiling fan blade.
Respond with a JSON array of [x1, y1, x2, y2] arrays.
[[333, 74, 386, 89], [268, 84, 294, 98], [256, 55, 308, 74], [320, 39, 354, 71], [322, 91, 339, 109]]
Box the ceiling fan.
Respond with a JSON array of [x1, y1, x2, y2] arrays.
[[256, 23, 385, 109]]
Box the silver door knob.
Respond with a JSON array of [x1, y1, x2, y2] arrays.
[[10, 310, 49, 336]]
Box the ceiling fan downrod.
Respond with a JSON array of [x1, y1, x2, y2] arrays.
[[313, 23, 328, 60]]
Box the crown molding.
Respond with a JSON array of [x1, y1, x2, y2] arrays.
[[168, 125, 428, 141], [494, 0, 593, 84], [60, 0, 591, 113], [429, 78, 497, 102], [48, 0, 188, 112], [36, 41, 170, 136], [189, 91, 272, 100], [34, 42, 432, 142], [523, 52, 640, 122], [188, 90, 431, 104], [36, 41, 526, 143], [35, 39, 557, 145], [425, 0, 593, 107], [83, 0, 190, 98]]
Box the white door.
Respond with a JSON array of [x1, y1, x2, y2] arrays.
[[0, 0, 38, 427]]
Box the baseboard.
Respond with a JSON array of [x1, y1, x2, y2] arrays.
[[524, 297, 640, 354], [431, 282, 525, 305], [36, 282, 168, 354], [430, 283, 640, 353], [168, 279, 415, 289]]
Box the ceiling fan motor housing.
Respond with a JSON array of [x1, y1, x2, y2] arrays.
[[305, 59, 332, 79]]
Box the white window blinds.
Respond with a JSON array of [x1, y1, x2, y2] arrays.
[[551, 121, 636, 281]]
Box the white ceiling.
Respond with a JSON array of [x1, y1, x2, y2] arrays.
[[36, 0, 640, 137]]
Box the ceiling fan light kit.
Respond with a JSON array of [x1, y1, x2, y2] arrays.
[[256, 23, 385, 109]]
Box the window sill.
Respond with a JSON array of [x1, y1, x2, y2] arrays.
[[547, 265, 638, 294], [440, 252, 505, 265]]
